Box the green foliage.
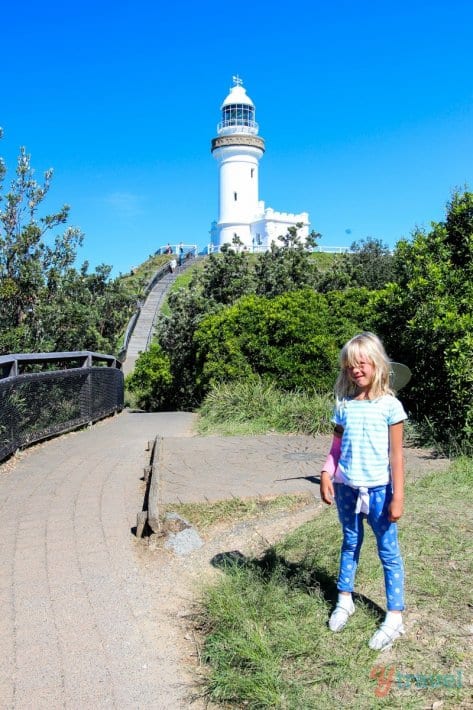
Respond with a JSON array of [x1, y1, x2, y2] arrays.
[[199, 249, 255, 305], [197, 378, 333, 436], [372, 191, 473, 452], [254, 226, 320, 297], [0, 141, 135, 355], [317, 237, 395, 292], [156, 288, 218, 408], [30, 264, 135, 353], [125, 343, 172, 410], [195, 289, 367, 394]]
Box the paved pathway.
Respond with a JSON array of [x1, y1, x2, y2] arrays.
[[0, 412, 196, 710], [0, 412, 450, 709]]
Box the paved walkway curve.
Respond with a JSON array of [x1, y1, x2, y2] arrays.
[[0, 411, 196, 710]]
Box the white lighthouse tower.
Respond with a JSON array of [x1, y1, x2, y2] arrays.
[[210, 76, 309, 251]]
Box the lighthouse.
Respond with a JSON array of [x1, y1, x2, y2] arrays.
[[210, 76, 309, 251]]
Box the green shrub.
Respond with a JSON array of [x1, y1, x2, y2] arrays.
[[195, 289, 372, 394], [125, 343, 172, 411], [372, 191, 473, 453]]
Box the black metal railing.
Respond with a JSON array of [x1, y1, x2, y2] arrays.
[[0, 351, 124, 461]]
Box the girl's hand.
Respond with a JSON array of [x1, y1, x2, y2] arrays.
[[320, 471, 334, 505], [388, 498, 403, 522]]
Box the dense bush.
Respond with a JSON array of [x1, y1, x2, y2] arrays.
[[316, 237, 395, 292], [372, 191, 473, 452], [254, 227, 320, 297], [194, 289, 372, 394], [199, 248, 255, 306], [125, 343, 172, 410]]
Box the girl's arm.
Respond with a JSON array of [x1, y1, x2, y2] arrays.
[[320, 428, 343, 505], [389, 421, 404, 522]]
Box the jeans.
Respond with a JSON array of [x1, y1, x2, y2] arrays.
[[334, 482, 405, 611]]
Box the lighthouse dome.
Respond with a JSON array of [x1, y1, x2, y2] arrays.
[[218, 76, 258, 136], [221, 83, 255, 109]]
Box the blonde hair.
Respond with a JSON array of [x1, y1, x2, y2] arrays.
[[335, 332, 394, 400]]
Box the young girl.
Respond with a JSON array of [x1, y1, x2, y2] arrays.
[[320, 332, 407, 651]]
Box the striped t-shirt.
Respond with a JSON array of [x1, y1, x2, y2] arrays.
[[332, 395, 407, 487]]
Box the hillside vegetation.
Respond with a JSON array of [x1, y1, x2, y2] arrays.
[[128, 198, 473, 455]]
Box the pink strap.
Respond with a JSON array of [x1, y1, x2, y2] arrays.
[[322, 435, 342, 476]]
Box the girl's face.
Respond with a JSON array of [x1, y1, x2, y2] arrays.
[[347, 356, 375, 393]]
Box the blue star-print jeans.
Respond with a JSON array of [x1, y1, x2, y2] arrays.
[[334, 483, 405, 610]]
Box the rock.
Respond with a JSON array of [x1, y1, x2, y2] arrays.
[[164, 527, 204, 556], [163, 512, 191, 533]]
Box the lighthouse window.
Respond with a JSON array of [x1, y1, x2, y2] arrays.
[[251, 168, 254, 178], [222, 104, 255, 127], [234, 192, 238, 201]]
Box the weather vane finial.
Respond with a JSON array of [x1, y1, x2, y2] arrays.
[[232, 74, 243, 87]]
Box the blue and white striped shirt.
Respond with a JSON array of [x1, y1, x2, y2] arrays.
[[332, 395, 407, 487]]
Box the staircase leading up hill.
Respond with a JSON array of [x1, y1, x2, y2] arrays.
[[121, 259, 199, 376]]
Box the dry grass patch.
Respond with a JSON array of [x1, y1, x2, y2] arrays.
[[162, 493, 314, 533]]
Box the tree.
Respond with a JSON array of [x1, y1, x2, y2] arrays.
[[373, 191, 473, 451], [0, 138, 135, 354], [156, 287, 217, 408], [199, 249, 255, 306], [254, 225, 320, 297], [30, 263, 135, 353], [348, 237, 395, 289], [0, 141, 83, 350], [317, 237, 395, 292]]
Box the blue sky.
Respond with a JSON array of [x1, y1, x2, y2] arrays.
[[1, 0, 472, 276]]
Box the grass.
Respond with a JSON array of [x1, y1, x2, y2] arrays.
[[118, 253, 172, 298], [197, 457, 473, 708], [197, 379, 334, 436], [309, 250, 341, 270], [160, 259, 207, 316], [162, 493, 313, 532]]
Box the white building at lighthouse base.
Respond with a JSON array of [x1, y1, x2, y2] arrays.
[[210, 202, 309, 251]]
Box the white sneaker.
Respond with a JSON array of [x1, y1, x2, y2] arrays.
[[328, 600, 355, 632], [369, 620, 405, 650]]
